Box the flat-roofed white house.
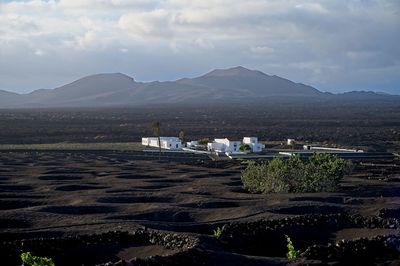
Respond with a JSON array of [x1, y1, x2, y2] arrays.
[[207, 138, 241, 153], [142, 137, 182, 150], [243, 137, 265, 152]]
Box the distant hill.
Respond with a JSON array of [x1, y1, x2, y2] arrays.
[[0, 90, 21, 107], [22, 73, 140, 107], [0, 67, 398, 108], [177, 66, 321, 98]]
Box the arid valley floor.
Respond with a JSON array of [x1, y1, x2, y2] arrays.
[[0, 150, 399, 265], [0, 105, 399, 265]]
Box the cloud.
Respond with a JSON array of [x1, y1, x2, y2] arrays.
[[250, 46, 274, 54], [58, 0, 154, 10], [119, 9, 174, 39], [34, 49, 45, 56], [0, 0, 399, 94]]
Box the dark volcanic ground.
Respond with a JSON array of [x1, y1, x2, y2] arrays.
[[0, 151, 399, 265], [1, 104, 400, 153]]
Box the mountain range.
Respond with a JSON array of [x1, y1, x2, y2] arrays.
[[0, 66, 398, 108]]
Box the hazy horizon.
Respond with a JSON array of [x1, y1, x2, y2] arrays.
[[1, 67, 399, 96], [1, 0, 399, 95]]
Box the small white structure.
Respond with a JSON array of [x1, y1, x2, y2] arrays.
[[287, 138, 296, 146], [302, 145, 363, 153], [142, 137, 182, 150], [186, 141, 199, 148], [207, 138, 241, 153], [243, 137, 265, 152], [309, 146, 364, 153]]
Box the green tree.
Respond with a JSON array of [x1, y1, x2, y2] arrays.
[[303, 153, 347, 192], [286, 155, 307, 192], [241, 160, 267, 193], [241, 153, 349, 193], [151, 121, 161, 159], [265, 158, 290, 193]]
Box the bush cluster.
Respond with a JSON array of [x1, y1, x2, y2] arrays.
[[21, 252, 55, 266], [241, 153, 350, 193]]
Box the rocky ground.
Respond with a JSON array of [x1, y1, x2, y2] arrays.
[[0, 150, 399, 265]]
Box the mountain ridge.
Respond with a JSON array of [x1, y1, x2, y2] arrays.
[[0, 67, 398, 108]]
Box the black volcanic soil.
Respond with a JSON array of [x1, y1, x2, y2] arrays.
[[0, 151, 399, 265], [1, 104, 400, 152]]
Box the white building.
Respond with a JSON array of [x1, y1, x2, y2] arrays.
[[186, 140, 199, 148], [207, 138, 241, 153], [243, 137, 265, 152], [142, 137, 182, 150], [287, 138, 296, 146]]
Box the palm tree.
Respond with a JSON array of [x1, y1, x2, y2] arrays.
[[152, 121, 161, 159], [179, 130, 185, 145]]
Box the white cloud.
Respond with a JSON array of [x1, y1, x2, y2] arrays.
[[119, 9, 174, 38], [250, 46, 274, 54], [58, 0, 153, 10], [0, 0, 399, 94], [295, 3, 329, 14], [34, 49, 45, 56]]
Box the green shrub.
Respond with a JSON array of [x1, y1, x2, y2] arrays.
[[213, 227, 223, 239], [239, 143, 251, 152], [241, 153, 349, 193], [285, 235, 301, 259], [21, 252, 55, 266]]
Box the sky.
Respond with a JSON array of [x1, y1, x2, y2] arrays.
[[0, 0, 399, 94]]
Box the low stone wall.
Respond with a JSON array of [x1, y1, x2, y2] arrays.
[[302, 235, 400, 263], [220, 213, 399, 235], [0, 229, 204, 266], [217, 213, 400, 263], [1, 214, 398, 265]]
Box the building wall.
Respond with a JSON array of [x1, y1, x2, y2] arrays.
[[160, 139, 182, 150], [250, 143, 264, 152], [142, 137, 149, 146], [142, 137, 158, 146], [226, 141, 241, 152], [243, 137, 264, 153], [142, 136, 182, 150], [209, 138, 246, 153], [243, 137, 257, 144], [210, 142, 225, 152], [149, 139, 160, 147], [208, 137, 264, 153]]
